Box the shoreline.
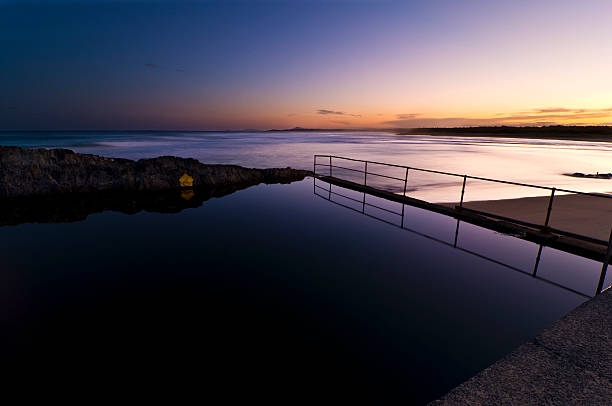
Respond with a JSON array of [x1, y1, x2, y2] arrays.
[[399, 131, 612, 143], [0, 146, 310, 198], [3, 127, 612, 144], [398, 126, 612, 143]]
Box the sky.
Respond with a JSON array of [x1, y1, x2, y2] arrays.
[[1, 0, 612, 130]]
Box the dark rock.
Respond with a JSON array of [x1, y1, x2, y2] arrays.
[[564, 172, 611, 179], [0, 146, 311, 198]]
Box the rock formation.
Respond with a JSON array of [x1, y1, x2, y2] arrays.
[[0, 146, 311, 198]]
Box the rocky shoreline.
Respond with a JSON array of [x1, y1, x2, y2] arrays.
[[565, 172, 612, 179], [0, 146, 310, 198]]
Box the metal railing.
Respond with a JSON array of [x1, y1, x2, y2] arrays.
[[313, 154, 612, 261], [313, 177, 610, 297]]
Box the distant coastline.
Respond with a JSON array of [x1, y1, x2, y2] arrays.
[[269, 125, 612, 142], [2, 126, 612, 143], [399, 126, 612, 142]]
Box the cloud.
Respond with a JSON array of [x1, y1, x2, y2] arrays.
[[331, 120, 352, 125], [501, 112, 612, 120], [534, 108, 574, 113], [382, 106, 612, 128], [396, 113, 420, 119], [382, 117, 503, 127], [509, 107, 612, 115], [316, 109, 361, 117], [317, 109, 344, 115], [145, 63, 159, 69]]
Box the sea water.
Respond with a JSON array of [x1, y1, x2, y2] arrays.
[[1, 130, 611, 201]]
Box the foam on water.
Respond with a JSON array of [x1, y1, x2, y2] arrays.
[[1, 130, 611, 201]]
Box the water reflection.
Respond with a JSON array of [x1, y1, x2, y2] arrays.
[[0, 185, 251, 227], [314, 178, 609, 297], [0, 179, 599, 403]]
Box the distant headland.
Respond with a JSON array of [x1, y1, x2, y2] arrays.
[[268, 125, 612, 142], [398, 125, 612, 142]]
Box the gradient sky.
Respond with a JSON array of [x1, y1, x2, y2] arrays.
[[2, 0, 612, 130]]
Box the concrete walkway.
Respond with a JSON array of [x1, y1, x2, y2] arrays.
[[431, 289, 612, 405]]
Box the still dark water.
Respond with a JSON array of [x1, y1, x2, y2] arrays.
[[1, 179, 607, 402]]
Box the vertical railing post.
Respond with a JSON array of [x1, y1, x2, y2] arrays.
[[403, 167, 409, 197], [329, 156, 332, 177], [596, 227, 612, 294], [453, 219, 460, 248], [544, 188, 556, 228], [459, 175, 467, 207], [313, 155, 316, 192], [532, 245, 543, 277], [362, 192, 366, 214], [364, 161, 368, 186]]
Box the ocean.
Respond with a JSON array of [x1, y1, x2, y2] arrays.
[[1, 130, 611, 202]]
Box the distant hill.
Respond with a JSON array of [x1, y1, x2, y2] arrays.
[[398, 126, 612, 142], [266, 127, 363, 132]]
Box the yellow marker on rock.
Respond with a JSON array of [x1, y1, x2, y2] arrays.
[[180, 190, 195, 200], [179, 173, 194, 187]]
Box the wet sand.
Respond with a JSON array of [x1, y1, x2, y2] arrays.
[[459, 194, 612, 242]]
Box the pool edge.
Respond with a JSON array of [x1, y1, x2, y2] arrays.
[[430, 288, 612, 404]]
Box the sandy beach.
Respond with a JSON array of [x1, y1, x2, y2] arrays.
[[459, 193, 612, 242]]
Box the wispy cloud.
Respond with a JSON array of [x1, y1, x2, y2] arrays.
[[331, 120, 352, 125], [533, 107, 574, 113], [317, 109, 361, 117], [508, 107, 612, 115], [145, 63, 159, 69], [501, 112, 611, 120], [381, 117, 502, 127], [382, 106, 612, 127], [396, 113, 420, 119]]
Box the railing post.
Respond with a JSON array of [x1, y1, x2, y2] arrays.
[[453, 219, 460, 247], [403, 168, 409, 197], [459, 175, 467, 207], [364, 161, 368, 186], [329, 156, 332, 177], [596, 227, 612, 294], [544, 188, 556, 228], [362, 192, 366, 213], [532, 245, 543, 277], [313, 155, 316, 192]]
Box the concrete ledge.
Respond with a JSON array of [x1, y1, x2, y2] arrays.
[[430, 289, 612, 405]]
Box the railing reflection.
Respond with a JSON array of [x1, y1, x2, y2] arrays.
[[314, 178, 609, 298]]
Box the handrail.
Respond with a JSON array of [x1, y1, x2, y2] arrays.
[[313, 154, 612, 268], [313, 178, 603, 298], [314, 154, 612, 198]]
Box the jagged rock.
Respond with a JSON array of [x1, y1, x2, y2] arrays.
[[565, 172, 612, 179], [0, 146, 311, 198]]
